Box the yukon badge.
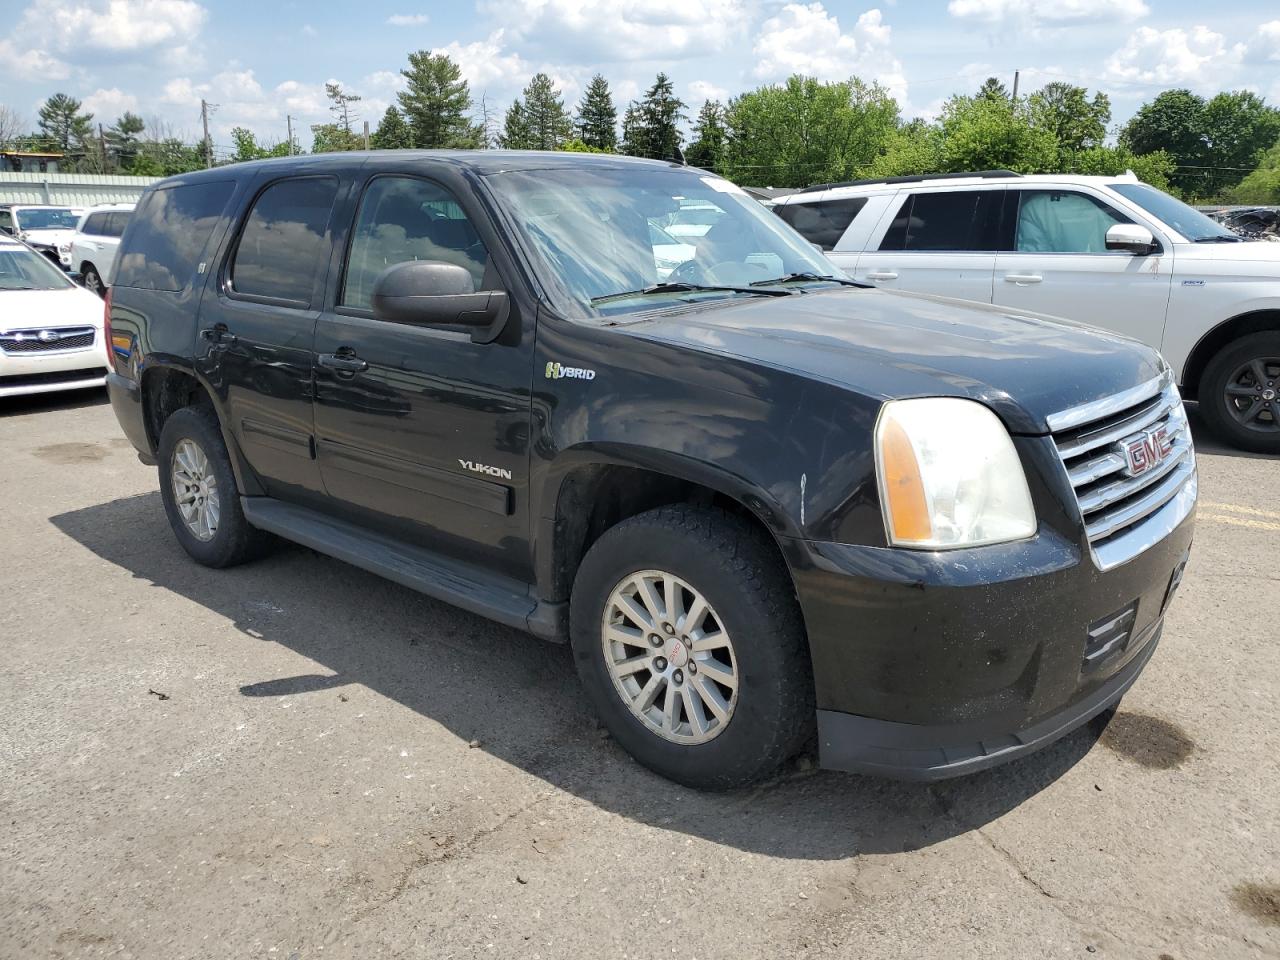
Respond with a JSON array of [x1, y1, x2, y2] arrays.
[[458, 459, 513, 480], [545, 361, 596, 380]]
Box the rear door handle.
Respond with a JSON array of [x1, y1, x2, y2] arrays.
[[200, 323, 237, 345], [865, 271, 898, 281], [318, 351, 368, 373], [1004, 274, 1043, 285]]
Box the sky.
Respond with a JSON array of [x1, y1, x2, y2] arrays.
[[2, 0, 1279, 157]]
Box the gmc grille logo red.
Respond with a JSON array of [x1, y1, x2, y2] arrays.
[[1121, 425, 1175, 477]]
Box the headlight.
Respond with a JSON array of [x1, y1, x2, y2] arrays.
[[58, 241, 72, 252], [875, 397, 1036, 549]]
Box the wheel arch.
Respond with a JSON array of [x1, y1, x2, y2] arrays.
[[1180, 309, 1280, 401]]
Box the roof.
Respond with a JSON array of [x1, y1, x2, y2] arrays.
[[787, 170, 1142, 201]]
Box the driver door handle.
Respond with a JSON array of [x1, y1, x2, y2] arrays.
[[318, 350, 368, 373], [1004, 274, 1043, 285], [865, 271, 898, 281], [200, 323, 237, 345]]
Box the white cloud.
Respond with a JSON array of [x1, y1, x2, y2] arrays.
[[753, 4, 907, 100], [82, 87, 140, 119], [948, 0, 1148, 30], [387, 13, 428, 26], [301, 24, 317, 38], [480, 0, 748, 61], [1104, 25, 1244, 89], [17, 0, 207, 53], [688, 80, 730, 106], [1244, 20, 1280, 64], [0, 39, 71, 79]]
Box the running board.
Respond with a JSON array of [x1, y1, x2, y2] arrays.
[[241, 497, 566, 641]]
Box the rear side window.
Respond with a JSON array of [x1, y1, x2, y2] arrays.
[[774, 197, 867, 250], [83, 212, 108, 235], [230, 177, 338, 306], [880, 190, 1003, 252], [104, 211, 130, 237], [114, 181, 235, 292]]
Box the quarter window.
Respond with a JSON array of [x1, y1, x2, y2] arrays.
[[231, 177, 338, 305], [341, 176, 492, 311], [112, 180, 235, 292], [83, 213, 107, 235], [774, 197, 867, 250], [880, 190, 1003, 252], [1012, 190, 1131, 253], [105, 211, 131, 237]]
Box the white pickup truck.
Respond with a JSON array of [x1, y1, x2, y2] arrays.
[[774, 171, 1280, 453]]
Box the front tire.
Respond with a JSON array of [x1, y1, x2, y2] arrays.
[[157, 405, 270, 567], [1199, 332, 1280, 454], [570, 505, 814, 789], [81, 264, 104, 297]]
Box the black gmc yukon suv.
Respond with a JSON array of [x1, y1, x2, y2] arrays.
[[105, 152, 1196, 788]]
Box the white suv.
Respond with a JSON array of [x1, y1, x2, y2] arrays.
[[774, 171, 1280, 453], [69, 203, 135, 296]]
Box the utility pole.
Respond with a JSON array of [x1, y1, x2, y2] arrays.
[[1011, 70, 1020, 101], [363, 120, 370, 151], [98, 122, 107, 172], [287, 115, 294, 155], [201, 98, 213, 168]]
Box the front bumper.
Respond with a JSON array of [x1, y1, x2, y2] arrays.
[[784, 504, 1194, 780], [0, 339, 108, 398]]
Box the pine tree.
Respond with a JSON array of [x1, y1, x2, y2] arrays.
[[686, 100, 726, 171], [326, 82, 362, 134], [520, 73, 573, 150], [37, 93, 93, 153], [108, 111, 146, 168], [397, 51, 483, 149], [576, 74, 617, 151], [371, 106, 413, 149], [977, 77, 1010, 103], [634, 73, 686, 160], [619, 103, 645, 157], [501, 99, 530, 149]]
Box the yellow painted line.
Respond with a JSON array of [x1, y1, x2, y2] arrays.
[[1199, 513, 1280, 533], [1200, 501, 1280, 521]]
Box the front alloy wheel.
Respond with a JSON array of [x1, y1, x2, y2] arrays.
[[1222, 356, 1280, 435], [602, 569, 738, 744]]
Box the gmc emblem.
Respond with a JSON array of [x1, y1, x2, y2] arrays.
[[1121, 425, 1174, 477]]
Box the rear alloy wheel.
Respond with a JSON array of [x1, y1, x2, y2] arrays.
[[1200, 332, 1280, 454], [571, 505, 814, 789], [82, 265, 104, 297]]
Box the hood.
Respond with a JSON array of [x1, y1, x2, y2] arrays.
[[1174, 237, 1280, 265], [0, 286, 104, 331], [19, 228, 76, 246], [623, 288, 1163, 434]]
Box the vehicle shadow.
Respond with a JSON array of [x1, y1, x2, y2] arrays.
[[0, 387, 108, 418], [51, 491, 1111, 862], [1184, 402, 1279, 460]]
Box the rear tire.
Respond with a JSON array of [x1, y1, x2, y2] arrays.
[[157, 405, 270, 567], [1198, 332, 1280, 454], [81, 264, 104, 297], [570, 505, 814, 789]]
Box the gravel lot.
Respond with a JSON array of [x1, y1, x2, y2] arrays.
[[1, 389, 1277, 960]]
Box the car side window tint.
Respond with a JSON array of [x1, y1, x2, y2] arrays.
[[113, 180, 236, 292], [106, 212, 130, 237], [231, 177, 338, 305], [1014, 190, 1131, 253], [83, 213, 105, 235], [774, 197, 867, 250], [881, 190, 1002, 252], [341, 176, 492, 311]]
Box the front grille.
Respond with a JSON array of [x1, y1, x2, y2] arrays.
[[0, 327, 95, 354], [1049, 373, 1197, 570]]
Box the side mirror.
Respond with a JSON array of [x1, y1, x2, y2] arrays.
[[370, 260, 510, 344], [1105, 223, 1158, 255]]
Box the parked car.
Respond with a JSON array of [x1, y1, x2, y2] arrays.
[[70, 202, 135, 295], [0, 234, 109, 398], [774, 171, 1280, 453], [0, 203, 80, 268], [663, 199, 725, 239], [648, 220, 695, 279], [105, 152, 1195, 788]]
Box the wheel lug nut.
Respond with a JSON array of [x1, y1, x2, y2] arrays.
[[663, 623, 675, 635], [673, 669, 684, 685], [688, 662, 697, 674], [654, 657, 667, 671], [649, 634, 663, 646]]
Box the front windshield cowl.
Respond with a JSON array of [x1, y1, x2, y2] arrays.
[[484, 164, 841, 320]]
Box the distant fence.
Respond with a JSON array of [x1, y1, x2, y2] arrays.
[[0, 172, 159, 207]]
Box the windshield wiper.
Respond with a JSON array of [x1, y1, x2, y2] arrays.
[[750, 272, 872, 289], [590, 281, 794, 305], [1194, 235, 1243, 243]]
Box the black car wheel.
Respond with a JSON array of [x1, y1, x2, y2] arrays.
[[570, 505, 814, 789], [1200, 332, 1280, 454], [81, 264, 104, 297]]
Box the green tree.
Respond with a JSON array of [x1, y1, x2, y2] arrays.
[[132, 138, 205, 176], [310, 122, 361, 153], [1029, 83, 1110, 154], [230, 126, 291, 163], [722, 76, 899, 187], [622, 72, 686, 160], [108, 111, 146, 168], [37, 93, 93, 154], [1230, 140, 1280, 203], [397, 51, 483, 149], [685, 100, 727, 171], [371, 106, 413, 149], [1121, 89, 1206, 192], [977, 77, 1010, 103], [506, 73, 573, 150], [325, 81, 362, 136], [1199, 91, 1280, 196], [558, 138, 608, 153], [576, 74, 617, 151], [936, 93, 1058, 173], [862, 119, 942, 177], [1068, 145, 1176, 192]]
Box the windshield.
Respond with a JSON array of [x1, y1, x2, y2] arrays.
[[1109, 183, 1237, 242], [484, 165, 837, 318], [0, 247, 75, 290], [15, 208, 78, 231]]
